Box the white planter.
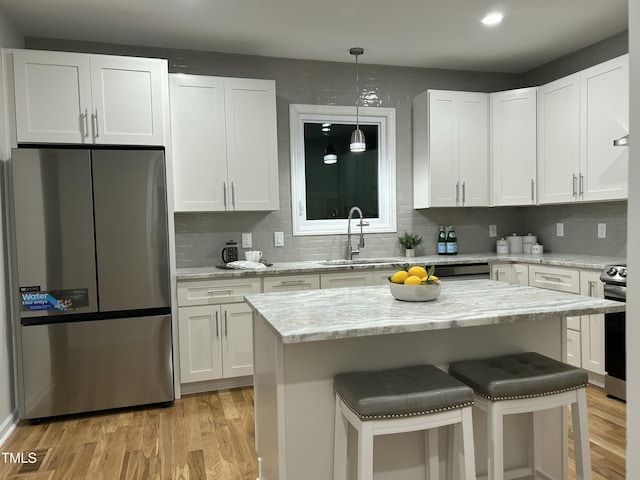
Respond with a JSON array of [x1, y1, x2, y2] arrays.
[[405, 249, 416, 257]]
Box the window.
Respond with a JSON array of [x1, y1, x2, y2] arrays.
[[289, 104, 396, 236]]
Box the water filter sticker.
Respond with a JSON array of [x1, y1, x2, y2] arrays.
[[19, 286, 89, 312]]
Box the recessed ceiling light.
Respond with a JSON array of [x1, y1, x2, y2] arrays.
[[482, 12, 503, 26]]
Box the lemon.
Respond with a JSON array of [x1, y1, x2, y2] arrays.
[[404, 275, 422, 285], [390, 270, 409, 284], [407, 266, 427, 278], [428, 275, 440, 282]]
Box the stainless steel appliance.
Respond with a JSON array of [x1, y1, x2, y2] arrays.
[[600, 264, 627, 401], [435, 263, 490, 280], [8, 148, 174, 420]]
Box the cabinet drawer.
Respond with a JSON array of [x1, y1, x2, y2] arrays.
[[528, 266, 580, 294], [178, 278, 260, 306], [320, 271, 374, 289], [263, 275, 320, 292]]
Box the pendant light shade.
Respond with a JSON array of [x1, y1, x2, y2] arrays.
[[323, 143, 337, 164], [350, 129, 366, 152], [349, 47, 366, 153]]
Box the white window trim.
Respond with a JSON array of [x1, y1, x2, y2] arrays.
[[289, 104, 397, 236]]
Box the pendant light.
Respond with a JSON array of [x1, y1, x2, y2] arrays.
[[323, 143, 337, 164], [349, 47, 366, 152]]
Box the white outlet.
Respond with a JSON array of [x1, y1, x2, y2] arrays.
[[556, 223, 564, 237], [242, 233, 252, 248], [489, 225, 497, 238], [597, 223, 607, 239], [274, 231, 284, 247]]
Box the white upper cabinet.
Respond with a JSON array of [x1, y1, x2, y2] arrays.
[[413, 90, 489, 208], [579, 55, 629, 201], [170, 74, 279, 212], [538, 55, 628, 204], [490, 88, 537, 206], [13, 49, 166, 145]]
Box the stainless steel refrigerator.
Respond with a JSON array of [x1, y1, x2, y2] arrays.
[[8, 147, 174, 420]]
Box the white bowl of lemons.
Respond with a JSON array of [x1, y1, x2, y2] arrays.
[[388, 265, 441, 302]]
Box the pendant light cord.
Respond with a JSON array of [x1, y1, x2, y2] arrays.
[[355, 52, 360, 129]]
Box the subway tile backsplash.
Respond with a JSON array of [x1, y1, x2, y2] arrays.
[[25, 36, 629, 267]]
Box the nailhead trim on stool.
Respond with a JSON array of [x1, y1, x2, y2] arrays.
[[449, 352, 592, 480], [333, 365, 477, 480]]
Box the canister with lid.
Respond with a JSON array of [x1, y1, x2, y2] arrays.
[[531, 243, 544, 255], [507, 234, 523, 254], [496, 238, 509, 255], [523, 234, 537, 254]]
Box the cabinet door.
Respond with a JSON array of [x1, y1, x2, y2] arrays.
[[580, 55, 629, 202], [90, 55, 165, 145], [13, 50, 92, 144], [221, 303, 254, 378], [458, 92, 489, 206], [491, 88, 537, 206], [580, 270, 605, 375], [512, 264, 529, 286], [538, 73, 580, 204], [225, 78, 279, 210], [566, 329, 582, 368], [490, 263, 513, 283], [169, 74, 228, 211], [428, 90, 460, 206], [178, 305, 223, 383]]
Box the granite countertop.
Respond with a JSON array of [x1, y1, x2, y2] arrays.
[[176, 253, 626, 280], [244, 279, 626, 344]]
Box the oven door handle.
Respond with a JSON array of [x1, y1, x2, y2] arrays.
[[604, 284, 627, 301]]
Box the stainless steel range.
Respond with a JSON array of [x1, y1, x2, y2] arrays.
[[600, 264, 627, 401]]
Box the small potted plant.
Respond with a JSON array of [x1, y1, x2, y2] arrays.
[[398, 231, 423, 257]]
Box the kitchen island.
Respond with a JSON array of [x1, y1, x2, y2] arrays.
[[246, 280, 625, 480]]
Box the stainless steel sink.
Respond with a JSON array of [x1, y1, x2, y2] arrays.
[[319, 258, 400, 266]]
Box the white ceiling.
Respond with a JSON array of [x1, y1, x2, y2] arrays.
[[0, 0, 628, 73]]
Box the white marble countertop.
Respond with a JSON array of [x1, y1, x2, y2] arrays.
[[176, 253, 625, 280], [245, 279, 625, 344]]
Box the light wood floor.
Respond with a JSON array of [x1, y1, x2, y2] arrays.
[[0, 385, 625, 479]]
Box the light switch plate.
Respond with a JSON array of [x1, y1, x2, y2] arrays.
[[597, 223, 607, 239], [274, 231, 284, 247], [489, 225, 497, 237], [556, 223, 564, 237], [242, 233, 252, 248]]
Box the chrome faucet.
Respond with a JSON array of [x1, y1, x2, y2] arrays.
[[346, 206, 365, 260]]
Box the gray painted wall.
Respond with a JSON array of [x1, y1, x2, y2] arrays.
[[25, 35, 628, 266]]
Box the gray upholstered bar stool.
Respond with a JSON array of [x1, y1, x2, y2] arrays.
[[333, 364, 476, 480], [449, 352, 591, 480]]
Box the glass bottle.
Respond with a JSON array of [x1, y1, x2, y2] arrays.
[[446, 226, 458, 255], [437, 226, 447, 255]]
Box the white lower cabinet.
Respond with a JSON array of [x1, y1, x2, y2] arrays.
[[490, 262, 513, 283], [178, 302, 254, 383], [320, 271, 375, 289], [579, 270, 605, 377], [177, 278, 260, 390]]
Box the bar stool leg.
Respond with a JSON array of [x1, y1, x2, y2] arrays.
[[572, 389, 592, 480], [487, 402, 504, 480], [426, 428, 439, 479], [333, 395, 348, 480], [460, 407, 477, 480], [357, 421, 374, 480]]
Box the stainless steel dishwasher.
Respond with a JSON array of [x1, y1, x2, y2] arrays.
[[434, 263, 491, 281]]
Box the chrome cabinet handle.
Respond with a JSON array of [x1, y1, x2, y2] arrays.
[[224, 311, 228, 337], [572, 174, 577, 198], [215, 311, 219, 338], [231, 182, 236, 209], [281, 280, 306, 286], [455, 182, 460, 204], [579, 174, 584, 197], [531, 179, 535, 202], [93, 110, 99, 138], [462, 181, 466, 204], [82, 109, 89, 138], [223, 182, 228, 209]]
